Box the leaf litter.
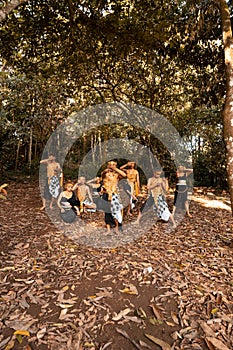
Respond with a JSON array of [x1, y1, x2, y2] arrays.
[[0, 182, 232, 349]]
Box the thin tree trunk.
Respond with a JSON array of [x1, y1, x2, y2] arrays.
[[15, 140, 20, 172], [98, 131, 102, 162], [103, 130, 108, 163], [219, 0, 233, 214], [34, 137, 37, 159], [28, 126, 33, 172], [83, 134, 87, 159], [91, 133, 95, 164]]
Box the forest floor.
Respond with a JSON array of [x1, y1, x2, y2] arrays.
[[0, 180, 233, 350]]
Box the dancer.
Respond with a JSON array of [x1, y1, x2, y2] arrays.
[[57, 181, 80, 223], [172, 165, 193, 217], [100, 161, 126, 233], [0, 183, 8, 200], [48, 168, 62, 209], [40, 154, 62, 210], [120, 161, 140, 215], [135, 169, 176, 227], [118, 177, 137, 217], [120, 161, 140, 196], [74, 176, 96, 213], [86, 177, 102, 209]]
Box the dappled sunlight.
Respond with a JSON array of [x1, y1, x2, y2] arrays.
[[191, 196, 231, 211]]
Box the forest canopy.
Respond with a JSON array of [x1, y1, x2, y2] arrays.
[[0, 0, 232, 187]]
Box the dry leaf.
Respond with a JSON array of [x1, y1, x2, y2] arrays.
[[171, 312, 179, 325], [205, 337, 231, 350], [124, 316, 143, 323], [5, 340, 15, 350], [116, 328, 143, 350], [99, 342, 112, 350], [145, 334, 171, 350], [59, 309, 68, 319], [59, 303, 74, 308], [205, 338, 216, 350], [0, 337, 11, 349], [120, 284, 138, 295], [150, 304, 163, 320], [112, 308, 132, 321], [36, 327, 47, 340], [199, 321, 216, 337], [139, 340, 152, 349]]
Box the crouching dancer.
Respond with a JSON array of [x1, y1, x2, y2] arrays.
[[57, 181, 80, 223]]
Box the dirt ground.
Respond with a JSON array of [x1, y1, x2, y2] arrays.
[[0, 181, 233, 350]]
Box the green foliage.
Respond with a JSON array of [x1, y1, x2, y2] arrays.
[[0, 0, 231, 187]]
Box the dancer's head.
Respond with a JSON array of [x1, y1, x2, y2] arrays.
[[177, 165, 185, 172], [95, 177, 101, 183], [153, 169, 162, 178], [64, 181, 74, 191], [107, 160, 117, 170], [79, 176, 86, 185], [128, 161, 136, 168], [48, 153, 56, 161]]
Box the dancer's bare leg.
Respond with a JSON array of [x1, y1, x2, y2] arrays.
[[172, 206, 176, 216], [40, 197, 46, 210], [114, 219, 119, 233], [185, 201, 192, 217], [127, 204, 133, 216], [169, 214, 176, 228], [74, 206, 80, 216], [49, 197, 55, 209], [134, 211, 142, 224]]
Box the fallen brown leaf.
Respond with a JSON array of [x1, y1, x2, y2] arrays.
[[145, 334, 171, 350], [205, 337, 231, 350]]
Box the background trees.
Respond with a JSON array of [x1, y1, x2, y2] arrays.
[[0, 0, 232, 191]]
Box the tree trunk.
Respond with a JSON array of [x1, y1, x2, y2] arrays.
[[98, 131, 102, 162], [28, 126, 33, 172], [83, 134, 87, 159], [91, 133, 96, 165], [219, 0, 233, 214], [103, 130, 108, 163], [15, 140, 20, 172], [34, 137, 37, 159]]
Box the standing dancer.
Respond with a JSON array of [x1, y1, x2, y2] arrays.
[[120, 161, 140, 215], [172, 165, 193, 217], [120, 161, 140, 196], [118, 177, 137, 217], [40, 154, 62, 210], [135, 169, 176, 227], [100, 161, 126, 233]]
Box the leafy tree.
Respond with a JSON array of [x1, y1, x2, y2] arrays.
[[218, 0, 233, 212], [0, 0, 232, 211]]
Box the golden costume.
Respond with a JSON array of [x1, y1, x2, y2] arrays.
[[126, 169, 139, 196]]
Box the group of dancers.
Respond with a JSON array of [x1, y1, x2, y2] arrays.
[[40, 154, 193, 232]]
